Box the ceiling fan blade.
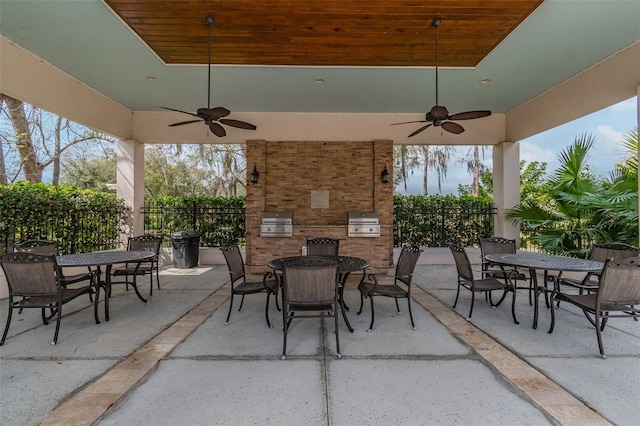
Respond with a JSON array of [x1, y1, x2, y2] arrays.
[[219, 118, 257, 130], [442, 121, 465, 134], [408, 124, 432, 137], [391, 120, 429, 126], [169, 119, 203, 127], [160, 106, 200, 118], [209, 122, 226, 137], [209, 107, 231, 119], [448, 110, 492, 121]]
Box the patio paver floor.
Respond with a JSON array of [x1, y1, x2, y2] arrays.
[[2, 264, 638, 425]]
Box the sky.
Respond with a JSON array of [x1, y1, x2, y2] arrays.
[[395, 96, 638, 195]]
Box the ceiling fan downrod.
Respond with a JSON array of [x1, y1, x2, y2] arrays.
[[205, 16, 214, 110], [432, 18, 440, 109]]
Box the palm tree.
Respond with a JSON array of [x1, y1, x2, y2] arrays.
[[506, 134, 604, 256], [393, 145, 455, 195], [585, 128, 638, 245]]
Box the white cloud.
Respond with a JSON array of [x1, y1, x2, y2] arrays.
[[595, 125, 623, 152], [519, 141, 556, 167]]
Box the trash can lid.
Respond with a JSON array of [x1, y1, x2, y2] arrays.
[[171, 231, 200, 238]]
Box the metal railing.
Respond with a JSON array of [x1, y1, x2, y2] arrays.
[[1, 198, 497, 254], [1, 208, 124, 255], [142, 200, 245, 247], [142, 199, 496, 248], [393, 201, 496, 247]]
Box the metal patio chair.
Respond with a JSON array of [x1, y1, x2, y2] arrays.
[[220, 243, 279, 327], [306, 237, 340, 259], [281, 256, 340, 359], [0, 252, 96, 346], [559, 242, 639, 295], [14, 239, 96, 288], [110, 234, 163, 301], [449, 242, 519, 323], [13, 240, 96, 312], [357, 245, 423, 331], [479, 237, 533, 305], [549, 256, 640, 358]]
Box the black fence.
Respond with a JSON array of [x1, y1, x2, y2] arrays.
[[1, 197, 496, 254], [142, 198, 496, 249], [393, 199, 496, 247], [142, 199, 246, 247], [1, 208, 124, 255]]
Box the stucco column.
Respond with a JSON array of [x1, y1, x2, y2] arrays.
[[637, 87, 640, 242], [117, 139, 145, 242], [492, 141, 520, 244]]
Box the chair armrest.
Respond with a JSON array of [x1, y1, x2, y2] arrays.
[[261, 270, 275, 282], [244, 270, 272, 281], [360, 271, 379, 293], [365, 266, 391, 276]]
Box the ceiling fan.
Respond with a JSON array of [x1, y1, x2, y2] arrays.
[[161, 16, 256, 137], [393, 18, 491, 136]]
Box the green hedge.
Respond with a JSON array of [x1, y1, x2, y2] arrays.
[[145, 195, 495, 248], [0, 184, 495, 253], [0, 182, 129, 255], [393, 194, 495, 247], [143, 196, 246, 247]]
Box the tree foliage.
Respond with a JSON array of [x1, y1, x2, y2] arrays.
[[60, 148, 116, 191], [0, 94, 116, 184], [458, 146, 489, 196], [458, 160, 550, 205], [393, 144, 458, 195], [506, 132, 638, 255]]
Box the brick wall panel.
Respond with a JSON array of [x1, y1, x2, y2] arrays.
[[246, 139, 393, 271]]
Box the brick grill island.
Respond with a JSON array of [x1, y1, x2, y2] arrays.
[[245, 139, 394, 272]]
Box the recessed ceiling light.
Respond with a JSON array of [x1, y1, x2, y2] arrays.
[[146, 76, 157, 81], [314, 78, 325, 84], [479, 78, 491, 84]]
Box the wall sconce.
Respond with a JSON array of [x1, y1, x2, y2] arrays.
[[250, 164, 259, 184], [381, 164, 390, 184]]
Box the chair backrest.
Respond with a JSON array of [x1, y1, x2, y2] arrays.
[[128, 235, 162, 255], [0, 252, 59, 296], [479, 237, 516, 257], [306, 237, 340, 259], [448, 243, 474, 282], [395, 245, 423, 286], [282, 257, 339, 305], [13, 239, 59, 255], [598, 257, 640, 304], [220, 243, 246, 283], [590, 242, 639, 263]]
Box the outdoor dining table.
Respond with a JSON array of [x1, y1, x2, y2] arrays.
[[267, 255, 369, 333], [484, 252, 604, 329], [57, 250, 155, 322]]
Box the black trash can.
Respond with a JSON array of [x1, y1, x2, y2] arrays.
[[171, 231, 200, 268]]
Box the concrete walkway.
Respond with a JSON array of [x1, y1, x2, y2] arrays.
[[1, 264, 638, 425]]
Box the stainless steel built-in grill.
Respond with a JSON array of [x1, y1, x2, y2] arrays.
[[260, 212, 293, 237], [348, 212, 380, 237]]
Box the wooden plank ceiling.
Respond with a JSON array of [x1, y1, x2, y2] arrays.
[[105, 0, 543, 67]]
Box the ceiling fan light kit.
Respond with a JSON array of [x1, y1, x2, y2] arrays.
[[161, 16, 256, 137], [393, 18, 491, 136]]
